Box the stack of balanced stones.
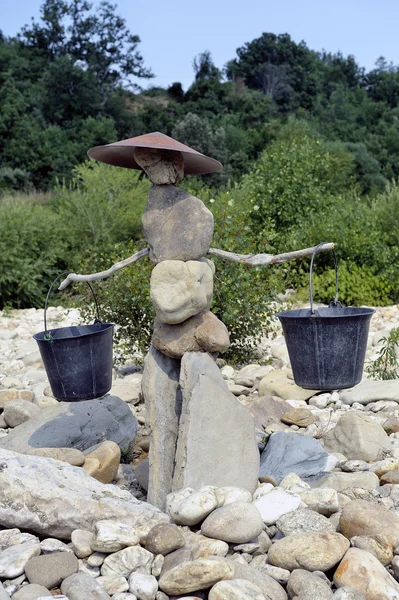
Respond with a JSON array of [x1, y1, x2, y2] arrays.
[[89, 133, 260, 511]]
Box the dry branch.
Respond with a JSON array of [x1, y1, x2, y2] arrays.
[[58, 247, 150, 290], [207, 242, 334, 265]]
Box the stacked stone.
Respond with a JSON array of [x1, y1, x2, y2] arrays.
[[135, 147, 259, 510]]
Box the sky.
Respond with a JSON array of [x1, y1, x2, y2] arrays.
[[1, 0, 399, 90]]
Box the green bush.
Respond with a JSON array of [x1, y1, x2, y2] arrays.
[[0, 198, 67, 308], [368, 327, 399, 380]]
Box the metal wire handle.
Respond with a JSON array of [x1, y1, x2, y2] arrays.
[[44, 272, 101, 338], [309, 242, 339, 315]]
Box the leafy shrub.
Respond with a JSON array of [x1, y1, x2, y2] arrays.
[[0, 198, 67, 308], [304, 261, 392, 307], [368, 327, 399, 380]]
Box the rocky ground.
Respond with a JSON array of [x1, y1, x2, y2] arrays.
[[0, 304, 399, 600]]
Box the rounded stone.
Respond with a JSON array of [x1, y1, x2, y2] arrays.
[[129, 572, 158, 600], [276, 509, 335, 536], [340, 499, 399, 548], [3, 400, 41, 428], [25, 551, 79, 589], [209, 578, 264, 600], [268, 532, 350, 572], [171, 488, 220, 526], [27, 447, 85, 466], [252, 488, 302, 525], [158, 558, 235, 595], [150, 259, 214, 324], [287, 569, 333, 600], [145, 524, 185, 556], [281, 408, 316, 427], [350, 534, 393, 566], [201, 502, 263, 544], [11, 584, 51, 600], [219, 487, 253, 505], [83, 440, 121, 484]]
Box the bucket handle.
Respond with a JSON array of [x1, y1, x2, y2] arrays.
[[43, 271, 101, 340], [309, 243, 340, 315]]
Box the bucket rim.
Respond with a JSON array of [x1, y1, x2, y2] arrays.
[[33, 322, 114, 342], [276, 307, 375, 319]]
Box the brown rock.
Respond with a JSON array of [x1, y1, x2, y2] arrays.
[[281, 408, 316, 427], [134, 148, 184, 185], [268, 532, 350, 572], [83, 441, 121, 484], [247, 396, 292, 431], [340, 500, 399, 547], [152, 311, 229, 359], [334, 547, 399, 600], [0, 389, 33, 408], [145, 523, 185, 556], [27, 447, 85, 466], [383, 417, 399, 434], [380, 470, 399, 484], [158, 558, 235, 595], [350, 534, 393, 566]]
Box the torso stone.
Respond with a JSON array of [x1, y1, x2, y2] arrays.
[[142, 185, 214, 263]]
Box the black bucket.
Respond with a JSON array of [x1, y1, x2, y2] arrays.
[[276, 243, 375, 390], [33, 273, 114, 401]]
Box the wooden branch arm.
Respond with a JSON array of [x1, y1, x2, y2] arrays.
[[207, 242, 334, 265], [58, 247, 150, 290]]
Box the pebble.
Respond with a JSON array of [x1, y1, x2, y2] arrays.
[[129, 572, 158, 600], [97, 576, 129, 595], [145, 523, 185, 556], [83, 441, 121, 484], [219, 487, 253, 505], [300, 488, 340, 516], [281, 407, 316, 427], [71, 530, 95, 559], [101, 547, 154, 578], [268, 532, 350, 572], [3, 400, 41, 427], [201, 502, 263, 544], [252, 488, 302, 525], [208, 579, 264, 600], [91, 520, 140, 553], [0, 541, 41, 578], [11, 584, 51, 600], [61, 572, 112, 599], [158, 558, 234, 595], [25, 552, 78, 588], [168, 487, 220, 526], [276, 508, 334, 536], [350, 534, 393, 565]]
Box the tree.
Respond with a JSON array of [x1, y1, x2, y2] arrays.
[[193, 51, 221, 82]]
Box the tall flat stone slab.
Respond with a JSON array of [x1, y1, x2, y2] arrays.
[[173, 352, 259, 493], [142, 346, 182, 510], [142, 184, 214, 263]]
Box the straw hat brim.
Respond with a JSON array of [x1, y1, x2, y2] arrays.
[[87, 131, 222, 175]]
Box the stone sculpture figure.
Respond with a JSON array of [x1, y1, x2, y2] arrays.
[[60, 132, 333, 510]]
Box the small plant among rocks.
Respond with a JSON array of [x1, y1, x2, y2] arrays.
[[368, 327, 399, 380]]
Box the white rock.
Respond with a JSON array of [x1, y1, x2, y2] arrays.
[[92, 520, 140, 552], [300, 488, 340, 516], [150, 259, 214, 324], [71, 530, 95, 559], [252, 489, 302, 525], [252, 483, 274, 500], [96, 576, 129, 595], [101, 547, 154, 578], [279, 472, 310, 493], [220, 487, 253, 505], [201, 502, 263, 544], [129, 572, 158, 600], [209, 578, 264, 600], [169, 488, 220, 526], [40, 538, 74, 554], [0, 449, 167, 539], [221, 365, 235, 380], [0, 541, 41, 578], [79, 560, 100, 578]]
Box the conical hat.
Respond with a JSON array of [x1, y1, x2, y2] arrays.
[[88, 132, 222, 175]]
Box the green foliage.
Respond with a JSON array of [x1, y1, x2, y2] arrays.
[[0, 197, 67, 308], [367, 327, 399, 380], [307, 262, 392, 307]]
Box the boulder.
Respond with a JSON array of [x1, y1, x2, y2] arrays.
[[0, 448, 168, 539], [173, 353, 259, 493], [323, 412, 389, 461], [150, 259, 214, 324], [0, 396, 137, 455], [259, 432, 338, 483]]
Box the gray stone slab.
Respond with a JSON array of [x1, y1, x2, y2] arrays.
[[259, 431, 338, 483], [173, 352, 259, 493], [340, 380, 399, 405], [143, 346, 182, 510], [0, 396, 137, 455]]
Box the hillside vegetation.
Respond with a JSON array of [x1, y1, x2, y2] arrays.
[[1, 0, 398, 359]]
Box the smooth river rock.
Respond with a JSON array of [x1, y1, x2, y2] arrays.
[[150, 259, 214, 324], [201, 502, 263, 544], [268, 532, 350, 572], [158, 558, 235, 595], [0, 396, 137, 454], [0, 449, 168, 539], [339, 499, 399, 547], [339, 380, 399, 405], [334, 548, 399, 600], [323, 412, 389, 461], [173, 353, 259, 493]]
